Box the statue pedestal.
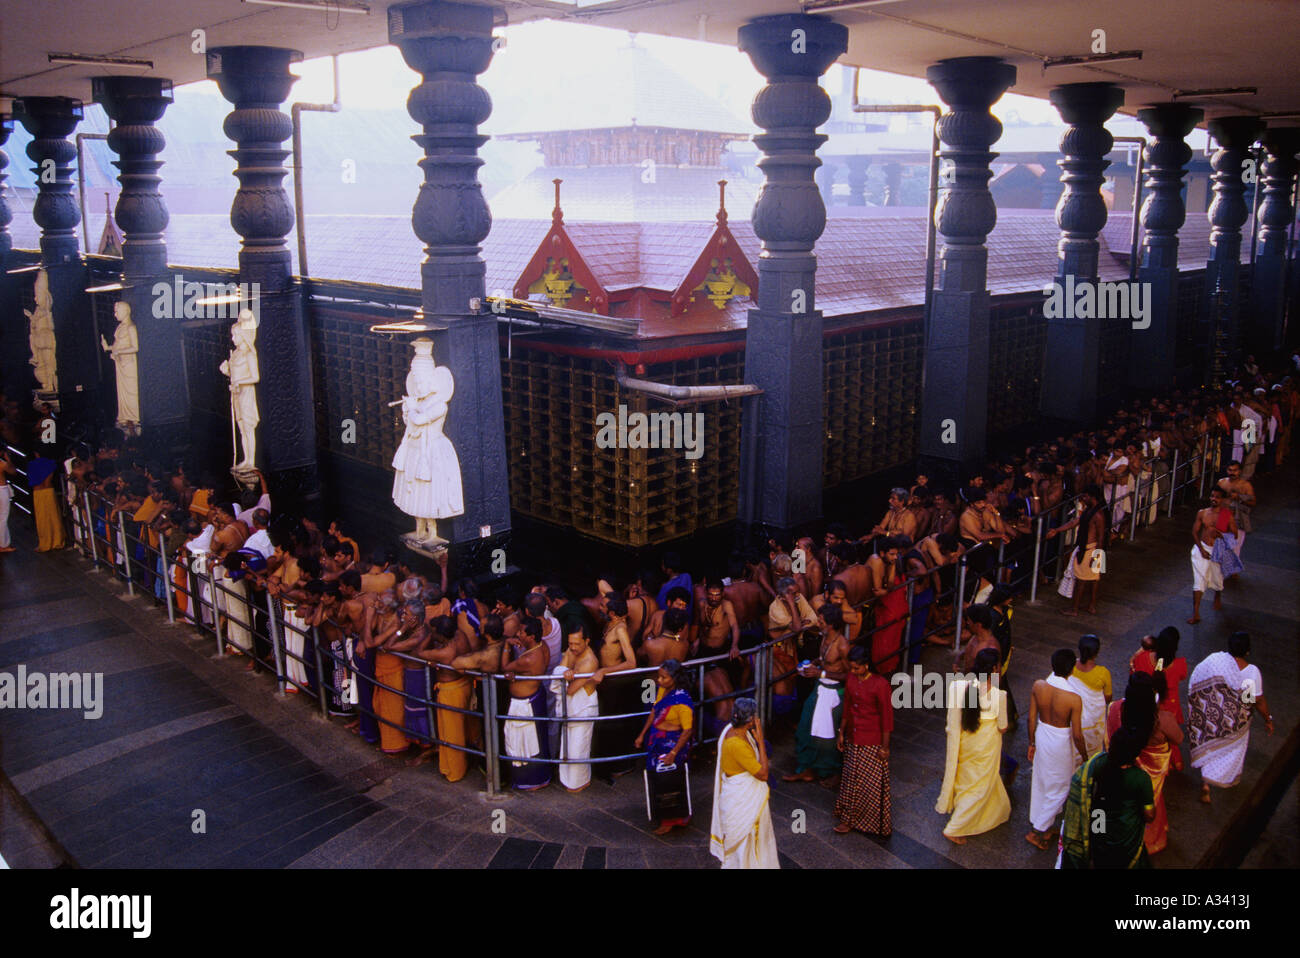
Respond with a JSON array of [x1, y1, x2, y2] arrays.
[[230, 465, 260, 491], [400, 532, 448, 560], [32, 390, 60, 414]]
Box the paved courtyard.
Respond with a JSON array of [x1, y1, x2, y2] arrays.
[[2, 460, 1296, 869]]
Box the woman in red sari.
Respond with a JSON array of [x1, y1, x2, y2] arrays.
[[1130, 626, 1188, 769], [867, 537, 908, 674], [1107, 672, 1182, 855]]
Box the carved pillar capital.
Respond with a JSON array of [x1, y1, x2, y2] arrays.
[[14, 96, 84, 265], [1136, 103, 1202, 267]]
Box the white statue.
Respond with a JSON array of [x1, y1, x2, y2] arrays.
[[391, 337, 464, 547], [101, 301, 140, 434], [25, 268, 58, 394], [218, 309, 260, 473]]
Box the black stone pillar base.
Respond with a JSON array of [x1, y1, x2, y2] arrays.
[[1133, 103, 1202, 391], [1041, 82, 1123, 425], [391, 1, 511, 569], [208, 46, 319, 499], [736, 13, 847, 536], [920, 56, 1016, 471], [1250, 127, 1300, 355]]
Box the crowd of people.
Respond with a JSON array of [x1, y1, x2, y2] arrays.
[[0, 349, 1292, 868]]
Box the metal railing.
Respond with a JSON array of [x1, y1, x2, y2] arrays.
[[28, 429, 1225, 797]]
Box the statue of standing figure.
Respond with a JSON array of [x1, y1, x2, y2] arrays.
[[219, 309, 260, 474], [101, 301, 140, 435], [391, 337, 464, 547], [25, 268, 58, 395]]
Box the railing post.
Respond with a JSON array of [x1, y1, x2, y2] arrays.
[[1198, 440, 1209, 499], [1167, 449, 1179, 517], [424, 662, 437, 749], [1129, 477, 1140, 540], [206, 561, 223, 656], [84, 492, 98, 567], [483, 675, 501, 796], [1029, 515, 1044, 603], [314, 626, 330, 719], [161, 549, 175, 624], [902, 577, 915, 663], [267, 592, 287, 693], [118, 512, 134, 596], [996, 539, 1006, 584], [754, 645, 770, 725], [954, 557, 968, 649]]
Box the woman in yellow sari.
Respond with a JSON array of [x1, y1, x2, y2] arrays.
[[936, 648, 1010, 843], [710, 697, 779, 869], [1107, 671, 1181, 854]]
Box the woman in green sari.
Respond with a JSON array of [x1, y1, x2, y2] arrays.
[[1059, 727, 1155, 869]]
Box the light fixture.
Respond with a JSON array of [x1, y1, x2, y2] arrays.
[[801, 0, 908, 11], [242, 0, 371, 13], [1173, 87, 1257, 101], [86, 282, 127, 293], [1043, 51, 1143, 69], [193, 292, 254, 307], [48, 53, 153, 70]]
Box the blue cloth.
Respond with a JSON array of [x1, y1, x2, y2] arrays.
[[656, 573, 694, 620], [451, 597, 481, 636], [351, 645, 380, 744], [508, 686, 552, 790], [907, 586, 934, 666], [403, 666, 432, 742], [1212, 535, 1244, 577], [27, 457, 57, 487], [645, 687, 693, 770]]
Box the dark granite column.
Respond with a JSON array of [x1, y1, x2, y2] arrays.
[[207, 46, 318, 496], [1204, 116, 1263, 381], [737, 13, 847, 533], [920, 57, 1016, 473], [883, 161, 903, 206], [94, 77, 187, 455], [15, 97, 94, 422], [0, 114, 32, 398], [1250, 127, 1300, 354], [390, 0, 511, 564], [1133, 104, 1202, 391], [845, 154, 869, 206], [1040, 82, 1124, 425]]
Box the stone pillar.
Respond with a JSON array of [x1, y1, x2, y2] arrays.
[[817, 159, 837, 209], [207, 46, 318, 496], [845, 154, 869, 206], [0, 113, 32, 398], [1132, 104, 1202, 391], [1250, 127, 1300, 353], [737, 13, 847, 533], [1040, 83, 1124, 425], [1204, 116, 1263, 382], [1038, 151, 1067, 210], [94, 76, 186, 453], [390, 0, 511, 563], [883, 161, 903, 206], [15, 96, 95, 421], [919, 57, 1016, 474]]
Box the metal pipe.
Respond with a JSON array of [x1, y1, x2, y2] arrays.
[[614, 364, 762, 403], [84, 491, 98, 567], [75, 131, 109, 258], [267, 592, 287, 693], [953, 557, 968, 649], [849, 83, 942, 379], [162, 549, 175, 624], [1167, 449, 1179, 517], [424, 663, 436, 749], [118, 512, 134, 596], [484, 677, 501, 796], [291, 54, 342, 279], [1249, 145, 1263, 271], [1029, 515, 1044, 603], [314, 626, 330, 719], [206, 561, 223, 657], [1113, 136, 1146, 282]]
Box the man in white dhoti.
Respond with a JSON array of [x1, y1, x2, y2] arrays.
[[101, 301, 140, 433], [1026, 650, 1087, 850], [1189, 632, 1273, 805], [710, 698, 779, 869], [501, 619, 552, 790], [218, 311, 260, 471], [391, 338, 464, 546], [1068, 635, 1111, 758], [553, 627, 600, 792], [185, 518, 216, 627]]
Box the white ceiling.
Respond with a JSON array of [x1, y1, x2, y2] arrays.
[[2, 0, 1298, 129]]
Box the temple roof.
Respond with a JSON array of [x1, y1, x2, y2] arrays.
[[488, 165, 761, 222]]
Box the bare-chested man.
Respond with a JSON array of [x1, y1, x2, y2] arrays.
[[1025, 649, 1087, 849], [793, 536, 825, 599], [811, 578, 863, 641], [644, 586, 692, 645], [501, 618, 552, 789], [642, 607, 690, 667], [1046, 485, 1108, 616], [1189, 488, 1237, 623], [594, 593, 639, 775], [782, 603, 850, 787], [490, 590, 523, 639], [869, 487, 918, 544], [1217, 461, 1256, 560]]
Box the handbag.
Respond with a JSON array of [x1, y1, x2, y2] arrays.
[[1057, 553, 1077, 598]]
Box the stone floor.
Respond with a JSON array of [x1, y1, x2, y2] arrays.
[[1, 457, 1296, 869]]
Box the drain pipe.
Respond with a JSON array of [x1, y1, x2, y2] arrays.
[[1112, 136, 1146, 281], [614, 363, 763, 404], [292, 55, 342, 280], [850, 71, 940, 390], [75, 131, 109, 257]]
